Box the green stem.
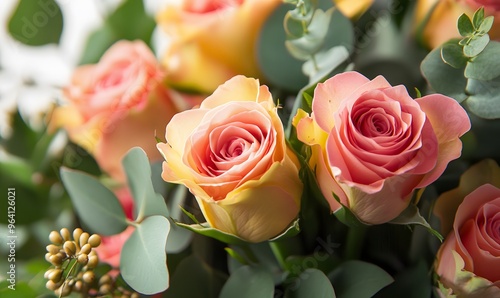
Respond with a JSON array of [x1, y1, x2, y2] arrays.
[[344, 225, 367, 260], [269, 236, 304, 270]]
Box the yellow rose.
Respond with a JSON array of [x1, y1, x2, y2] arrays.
[[157, 75, 302, 242], [156, 0, 282, 94]]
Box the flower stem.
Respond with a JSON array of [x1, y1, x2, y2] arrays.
[[344, 225, 367, 260]]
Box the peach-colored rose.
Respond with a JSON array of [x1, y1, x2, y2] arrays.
[[156, 0, 281, 93], [49, 40, 197, 183], [95, 187, 135, 270], [294, 71, 470, 224], [415, 0, 500, 48], [433, 159, 500, 297], [434, 184, 500, 297], [157, 75, 302, 242]]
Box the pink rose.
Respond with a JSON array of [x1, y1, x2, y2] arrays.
[[156, 0, 281, 93], [294, 71, 470, 224], [157, 75, 302, 242], [49, 40, 198, 183], [435, 184, 500, 297]]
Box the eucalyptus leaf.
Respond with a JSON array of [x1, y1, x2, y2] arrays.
[[374, 260, 432, 298], [465, 78, 500, 119], [120, 216, 170, 295], [166, 219, 192, 254], [420, 45, 468, 103], [463, 34, 489, 57], [286, 268, 336, 298], [7, 0, 63, 46], [389, 203, 443, 241], [302, 46, 350, 84], [457, 13, 474, 37], [472, 7, 484, 29], [328, 260, 394, 298], [60, 167, 128, 235], [219, 265, 275, 298], [122, 147, 169, 221], [441, 43, 467, 69], [464, 41, 500, 80], [479, 16, 494, 34]]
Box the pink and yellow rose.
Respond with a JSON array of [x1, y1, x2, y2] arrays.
[[434, 159, 500, 297], [156, 0, 282, 93], [50, 40, 197, 183], [157, 75, 302, 243], [294, 71, 470, 224], [415, 0, 500, 48]]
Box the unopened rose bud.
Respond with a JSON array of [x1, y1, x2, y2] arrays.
[[46, 244, 59, 255], [77, 253, 88, 265]]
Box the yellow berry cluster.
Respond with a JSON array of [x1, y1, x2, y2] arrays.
[[44, 227, 139, 298], [45, 228, 101, 296]]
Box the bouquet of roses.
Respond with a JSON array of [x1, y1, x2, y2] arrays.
[[1, 0, 500, 297]]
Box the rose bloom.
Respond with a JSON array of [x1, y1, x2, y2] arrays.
[[156, 0, 282, 93], [434, 184, 500, 297], [50, 40, 196, 183], [433, 159, 500, 297], [157, 75, 302, 242], [95, 187, 135, 270], [294, 71, 470, 224], [415, 0, 500, 48]]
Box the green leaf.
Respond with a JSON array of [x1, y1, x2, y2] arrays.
[[441, 43, 467, 69], [302, 46, 350, 84], [60, 167, 128, 235], [78, 23, 118, 65], [328, 260, 394, 298], [1, 110, 39, 159], [465, 78, 500, 119], [463, 34, 490, 57], [78, 0, 156, 64], [464, 41, 500, 80], [122, 147, 169, 221], [107, 0, 156, 42], [257, 3, 353, 92], [258, 4, 309, 92], [472, 7, 485, 29], [375, 260, 432, 298], [7, 0, 63, 46], [219, 265, 275, 298], [479, 16, 494, 34], [332, 193, 364, 228], [286, 268, 336, 298], [457, 13, 474, 37], [166, 220, 193, 254], [269, 218, 300, 241], [285, 8, 334, 60], [389, 203, 443, 242], [120, 215, 170, 295], [176, 222, 248, 245], [420, 45, 468, 103], [164, 254, 227, 298]]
